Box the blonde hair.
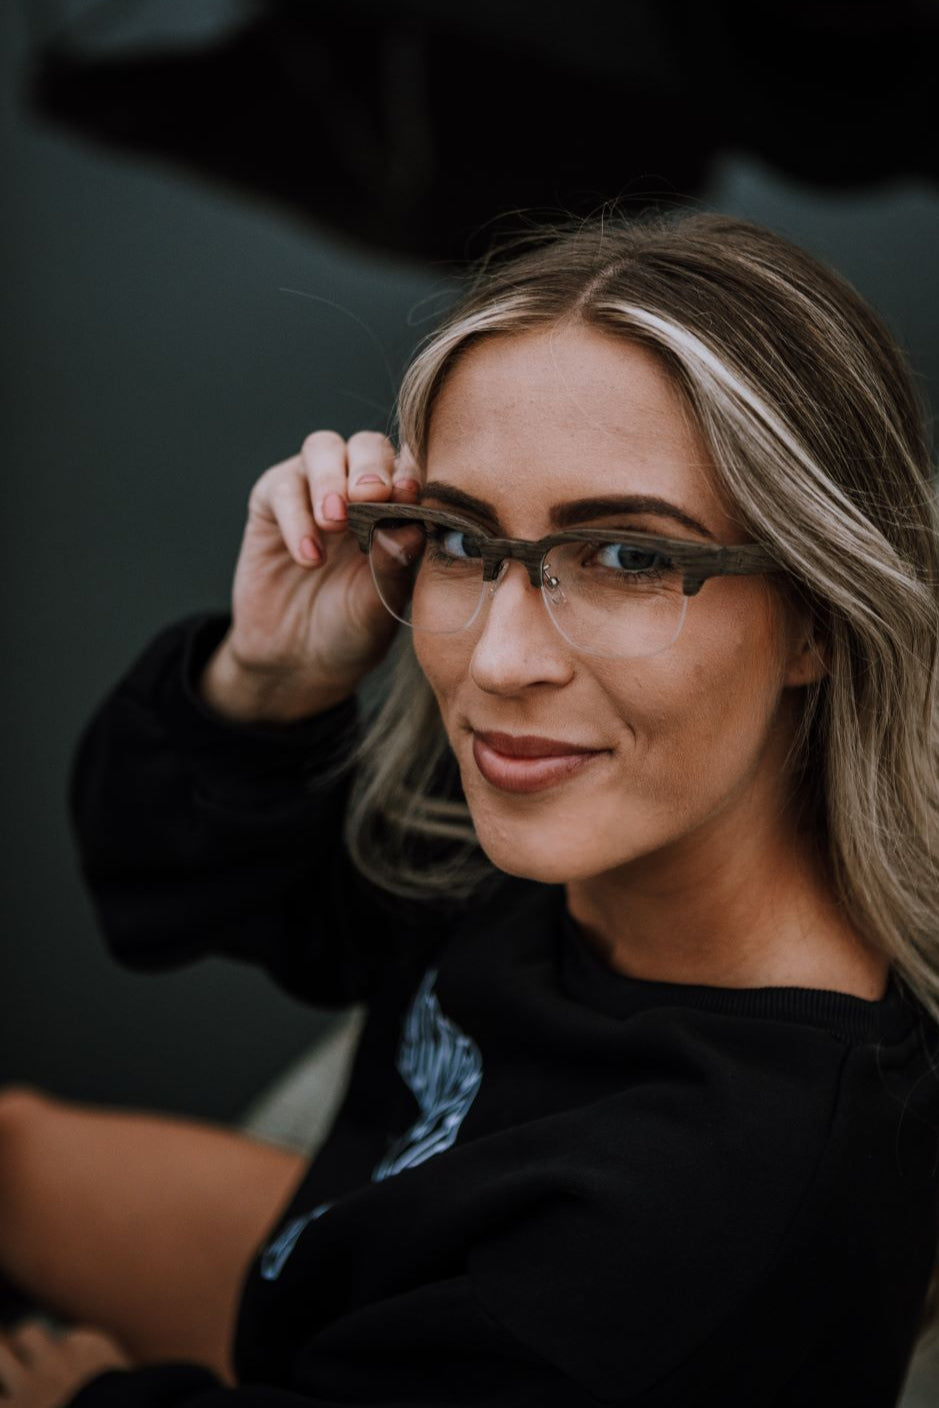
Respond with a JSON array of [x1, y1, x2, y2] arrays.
[[327, 209, 939, 1339]]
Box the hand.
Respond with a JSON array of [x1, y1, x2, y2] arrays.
[[204, 431, 422, 720], [0, 1318, 132, 1408]]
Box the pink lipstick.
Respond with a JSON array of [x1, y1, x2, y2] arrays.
[[471, 732, 606, 794]]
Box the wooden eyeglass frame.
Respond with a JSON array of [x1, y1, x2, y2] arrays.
[[345, 502, 785, 597]]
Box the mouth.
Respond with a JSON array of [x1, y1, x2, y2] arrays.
[[471, 732, 607, 795]]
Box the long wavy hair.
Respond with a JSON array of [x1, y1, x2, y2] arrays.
[[328, 209, 939, 1341]]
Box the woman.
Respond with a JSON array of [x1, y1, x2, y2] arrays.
[[1, 209, 938, 1407]]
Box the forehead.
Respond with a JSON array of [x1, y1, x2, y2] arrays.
[[424, 323, 733, 538]]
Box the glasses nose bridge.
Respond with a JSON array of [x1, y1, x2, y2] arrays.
[[476, 544, 559, 644], [483, 539, 546, 590]]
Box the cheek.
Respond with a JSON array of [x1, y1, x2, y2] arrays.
[[645, 600, 785, 800], [413, 634, 463, 727], [610, 580, 777, 762], [413, 633, 445, 689], [412, 587, 786, 880]]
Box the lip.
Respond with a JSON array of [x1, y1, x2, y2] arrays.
[[473, 730, 604, 758], [471, 733, 607, 794]]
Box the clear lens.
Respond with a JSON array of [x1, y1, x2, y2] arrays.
[[367, 518, 689, 658], [541, 538, 688, 658], [368, 518, 485, 634]]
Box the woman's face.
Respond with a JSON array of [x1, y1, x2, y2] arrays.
[[414, 321, 817, 886]]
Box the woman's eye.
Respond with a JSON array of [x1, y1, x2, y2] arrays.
[[426, 527, 482, 561], [593, 542, 669, 574], [442, 530, 471, 558]]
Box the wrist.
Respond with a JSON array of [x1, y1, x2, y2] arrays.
[[198, 640, 355, 724]]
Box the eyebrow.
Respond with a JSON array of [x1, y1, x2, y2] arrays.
[[419, 481, 717, 541]]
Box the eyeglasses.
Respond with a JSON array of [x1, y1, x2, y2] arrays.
[[345, 502, 786, 660]]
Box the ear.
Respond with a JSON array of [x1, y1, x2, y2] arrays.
[[784, 636, 829, 688], [782, 601, 830, 688]]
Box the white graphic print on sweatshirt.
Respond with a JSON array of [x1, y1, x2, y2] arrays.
[[260, 966, 483, 1281]]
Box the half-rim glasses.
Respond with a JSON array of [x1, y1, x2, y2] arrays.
[[345, 501, 786, 660]]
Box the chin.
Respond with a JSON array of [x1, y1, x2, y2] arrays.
[[467, 810, 623, 886], [479, 848, 585, 886]]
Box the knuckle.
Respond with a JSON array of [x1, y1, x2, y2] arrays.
[[347, 429, 390, 447], [68, 1325, 105, 1342], [302, 429, 345, 453], [8, 1318, 45, 1342], [248, 465, 283, 506], [269, 476, 297, 503]]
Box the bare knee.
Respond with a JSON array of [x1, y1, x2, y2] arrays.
[[0, 1083, 54, 1140], [0, 1085, 92, 1220], [0, 1086, 59, 1283], [0, 1082, 51, 1112], [0, 1085, 55, 1196]]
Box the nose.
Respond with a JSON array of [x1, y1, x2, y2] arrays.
[[468, 558, 574, 694]]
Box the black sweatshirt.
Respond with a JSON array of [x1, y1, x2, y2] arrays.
[[65, 611, 939, 1408]]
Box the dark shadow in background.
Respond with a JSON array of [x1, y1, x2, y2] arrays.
[[23, 0, 939, 263], [3, 0, 938, 1127]]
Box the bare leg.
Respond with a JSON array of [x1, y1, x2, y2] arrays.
[[0, 1086, 308, 1385]]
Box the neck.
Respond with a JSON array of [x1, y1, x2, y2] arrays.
[[564, 777, 889, 1001]]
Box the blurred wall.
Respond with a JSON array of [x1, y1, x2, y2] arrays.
[[3, 0, 938, 1126]]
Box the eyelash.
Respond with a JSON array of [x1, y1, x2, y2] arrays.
[[579, 541, 670, 581], [424, 527, 671, 581], [425, 527, 481, 567]]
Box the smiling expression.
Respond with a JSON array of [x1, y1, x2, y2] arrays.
[[412, 320, 818, 886]]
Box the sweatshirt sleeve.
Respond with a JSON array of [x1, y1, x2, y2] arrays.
[[67, 611, 458, 1008], [66, 1365, 372, 1408], [66, 1275, 598, 1408]]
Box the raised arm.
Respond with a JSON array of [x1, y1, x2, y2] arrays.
[[67, 433, 452, 1007]]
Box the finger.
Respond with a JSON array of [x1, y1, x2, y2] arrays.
[[62, 1325, 131, 1364], [265, 466, 324, 568], [301, 429, 349, 533], [392, 441, 422, 498], [0, 1335, 26, 1393], [346, 430, 396, 499], [6, 1318, 60, 1364]]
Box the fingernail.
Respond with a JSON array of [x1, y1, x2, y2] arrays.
[[300, 536, 321, 563], [394, 478, 421, 494], [323, 493, 347, 522]]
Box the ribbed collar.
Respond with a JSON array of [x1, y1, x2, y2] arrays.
[[557, 899, 922, 1044]]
